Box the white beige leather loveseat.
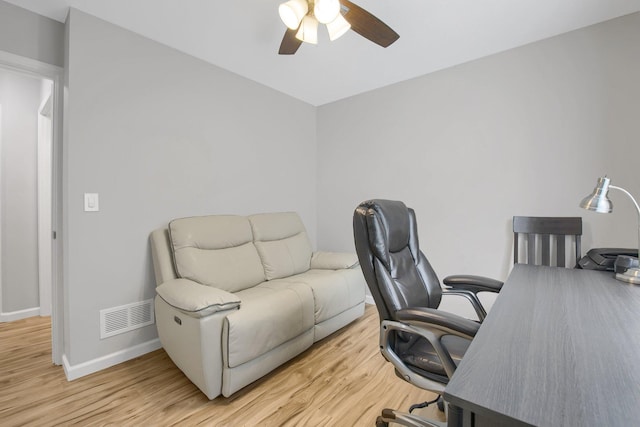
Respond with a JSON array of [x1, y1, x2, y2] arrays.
[[150, 212, 366, 399]]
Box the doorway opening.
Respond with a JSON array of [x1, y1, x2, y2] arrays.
[[0, 51, 63, 365]]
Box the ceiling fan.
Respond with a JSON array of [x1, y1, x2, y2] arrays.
[[278, 0, 399, 55]]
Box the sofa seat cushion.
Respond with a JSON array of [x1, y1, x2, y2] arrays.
[[225, 282, 314, 368], [169, 215, 265, 292], [249, 212, 313, 280], [274, 268, 366, 324]]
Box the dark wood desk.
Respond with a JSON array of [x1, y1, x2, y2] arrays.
[[444, 264, 640, 427]]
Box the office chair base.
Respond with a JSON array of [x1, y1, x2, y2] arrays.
[[376, 409, 447, 427], [376, 408, 446, 427]]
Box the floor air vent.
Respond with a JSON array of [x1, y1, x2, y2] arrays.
[[100, 299, 155, 339]]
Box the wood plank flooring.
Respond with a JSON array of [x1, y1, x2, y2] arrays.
[[0, 306, 444, 426]]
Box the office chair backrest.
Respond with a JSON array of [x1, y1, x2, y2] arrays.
[[513, 216, 582, 268], [353, 199, 442, 321]]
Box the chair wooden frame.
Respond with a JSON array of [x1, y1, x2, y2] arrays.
[[513, 216, 582, 268]]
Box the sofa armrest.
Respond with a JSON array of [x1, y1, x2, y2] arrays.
[[310, 251, 359, 270], [156, 278, 241, 318]]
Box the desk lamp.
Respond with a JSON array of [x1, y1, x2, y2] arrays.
[[580, 176, 640, 284]]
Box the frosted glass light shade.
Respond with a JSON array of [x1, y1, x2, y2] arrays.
[[314, 0, 341, 24], [279, 0, 308, 30], [296, 15, 318, 44], [327, 14, 351, 41]]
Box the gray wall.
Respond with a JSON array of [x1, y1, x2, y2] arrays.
[[63, 9, 317, 365], [0, 0, 64, 68], [0, 69, 41, 313], [8, 2, 639, 369], [317, 12, 640, 313]]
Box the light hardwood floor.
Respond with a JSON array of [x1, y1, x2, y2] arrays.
[[0, 305, 444, 426]]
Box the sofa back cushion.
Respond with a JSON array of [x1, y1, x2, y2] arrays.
[[169, 215, 265, 292], [249, 212, 312, 280]]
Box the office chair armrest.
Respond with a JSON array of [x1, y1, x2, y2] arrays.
[[441, 288, 487, 322], [443, 275, 502, 321], [396, 307, 480, 339], [382, 309, 479, 383], [442, 275, 503, 293]]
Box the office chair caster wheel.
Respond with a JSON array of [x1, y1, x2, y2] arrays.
[[375, 416, 389, 427], [437, 396, 445, 412]]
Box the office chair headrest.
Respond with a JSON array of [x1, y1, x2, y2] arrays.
[[359, 199, 411, 258]]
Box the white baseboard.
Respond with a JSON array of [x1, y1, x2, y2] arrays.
[[0, 307, 40, 322], [63, 338, 162, 381], [365, 295, 375, 305]]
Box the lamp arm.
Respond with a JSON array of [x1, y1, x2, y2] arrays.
[[610, 185, 640, 259], [609, 185, 640, 219]]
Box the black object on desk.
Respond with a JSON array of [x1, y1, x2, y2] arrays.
[[578, 247, 638, 271], [444, 264, 640, 427]]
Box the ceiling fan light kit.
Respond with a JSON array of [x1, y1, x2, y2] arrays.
[[277, 0, 399, 55], [326, 14, 351, 41], [314, 0, 341, 24], [279, 0, 308, 30], [296, 15, 319, 44]]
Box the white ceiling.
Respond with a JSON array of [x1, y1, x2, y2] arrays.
[[6, 0, 640, 105]]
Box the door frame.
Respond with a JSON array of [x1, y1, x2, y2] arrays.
[[0, 50, 64, 365], [38, 91, 53, 316]]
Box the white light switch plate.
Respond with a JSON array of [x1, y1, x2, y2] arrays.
[[84, 193, 99, 212]]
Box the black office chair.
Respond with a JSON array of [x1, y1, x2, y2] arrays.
[[513, 216, 582, 268], [353, 199, 503, 427]]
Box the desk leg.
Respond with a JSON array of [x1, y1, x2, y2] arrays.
[[447, 404, 475, 427], [447, 404, 462, 427]]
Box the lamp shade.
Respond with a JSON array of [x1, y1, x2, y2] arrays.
[[579, 176, 640, 285], [296, 15, 318, 44], [580, 176, 613, 213], [279, 0, 308, 30], [326, 13, 351, 41], [314, 0, 341, 24]]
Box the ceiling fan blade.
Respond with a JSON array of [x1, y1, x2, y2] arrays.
[[279, 28, 303, 55], [341, 0, 399, 48]]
